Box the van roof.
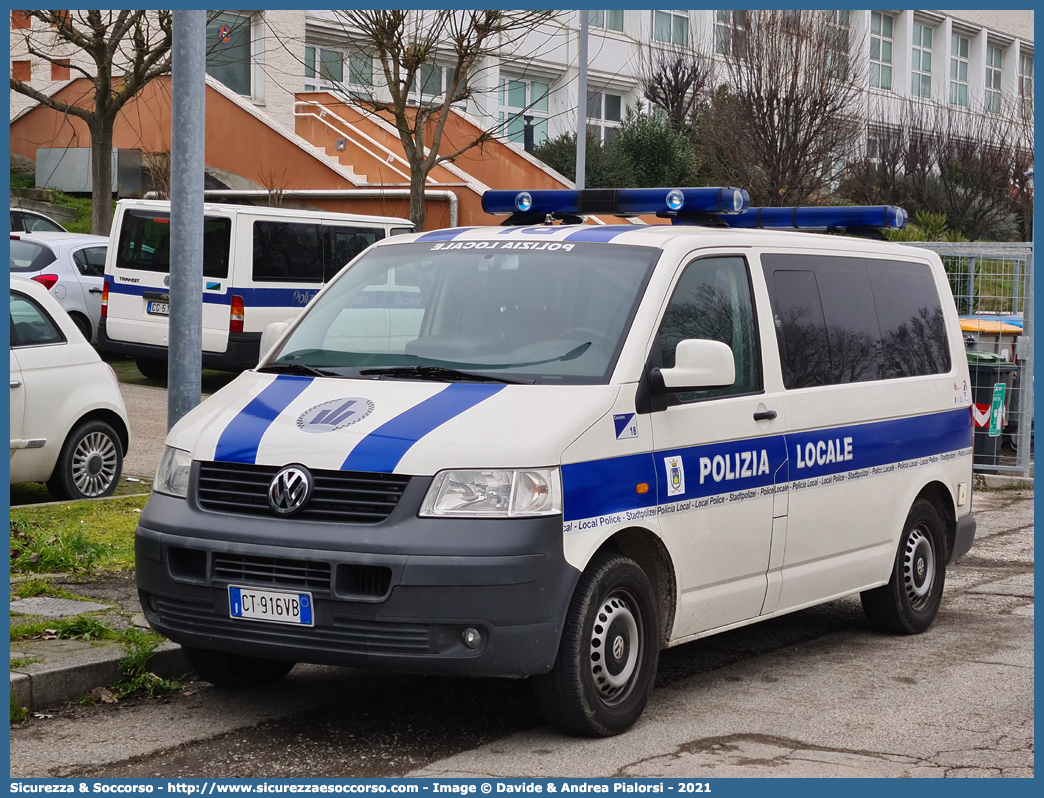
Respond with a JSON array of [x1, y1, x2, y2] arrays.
[[116, 198, 412, 227]]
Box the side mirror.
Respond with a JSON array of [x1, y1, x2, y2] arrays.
[[652, 339, 736, 394], [258, 321, 290, 365]]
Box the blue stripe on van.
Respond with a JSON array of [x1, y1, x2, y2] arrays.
[[104, 280, 319, 308], [562, 407, 973, 523], [341, 383, 505, 473], [106, 280, 231, 305], [413, 227, 480, 242], [563, 226, 644, 243], [214, 376, 313, 464]]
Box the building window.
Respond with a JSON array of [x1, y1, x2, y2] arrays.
[[985, 45, 1003, 113], [1019, 52, 1033, 116], [911, 23, 932, 98], [950, 33, 969, 107], [206, 12, 252, 97], [825, 10, 851, 79], [12, 59, 31, 82], [870, 12, 893, 90], [408, 63, 462, 105], [653, 10, 688, 46], [714, 10, 747, 58], [11, 11, 31, 30], [50, 59, 70, 81], [498, 78, 549, 147], [589, 10, 623, 33], [867, 127, 892, 161], [587, 90, 622, 143], [304, 47, 372, 94]]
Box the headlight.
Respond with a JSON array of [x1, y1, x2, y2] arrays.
[[421, 468, 562, 518], [154, 446, 192, 498]]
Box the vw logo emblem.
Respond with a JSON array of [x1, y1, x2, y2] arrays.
[[268, 465, 313, 516], [613, 635, 625, 661]]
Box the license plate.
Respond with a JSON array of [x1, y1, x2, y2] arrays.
[[229, 586, 313, 626], [147, 301, 169, 316]]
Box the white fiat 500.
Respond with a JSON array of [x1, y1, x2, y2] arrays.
[[136, 188, 975, 737], [10, 275, 130, 500]]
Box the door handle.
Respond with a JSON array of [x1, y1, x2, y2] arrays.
[[753, 410, 777, 421], [88, 288, 103, 295], [11, 380, 22, 388]]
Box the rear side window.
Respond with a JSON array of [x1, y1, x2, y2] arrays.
[[9, 239, 57, 273], [253, 221, 323, 283], [21, 213, 65, 233], [115, 210, 231, 279], [764, 254, 950, 388], [10, 291, 65, 347], [73, 246, 107, 278]]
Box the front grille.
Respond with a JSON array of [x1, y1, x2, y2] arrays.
[[213, 552, 331, 591], [197, 461, 410, 524], [153, 595, 432, 655]]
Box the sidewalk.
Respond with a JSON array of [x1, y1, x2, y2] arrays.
[[10, 571, 188, 710]]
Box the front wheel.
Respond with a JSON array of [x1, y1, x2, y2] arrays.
[[533, 553, 660, 737], [182, 647, 296, 688], [47, 419, 123, 500], [861, 499, 946, 634]]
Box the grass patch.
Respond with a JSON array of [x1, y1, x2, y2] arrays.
[[10, 657, 42, 669], [9, 494, 146, 574], [110, 628, 181, 699], [49, 189, 94, 234], [11, 696, 28, 724], [13, 578, 81, 600], [10, 615, 115, 642], [101, 352, 238, 395], [10, 174, 35, 190]]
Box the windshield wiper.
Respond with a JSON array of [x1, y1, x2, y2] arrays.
[[358, 366, 530, 384], [257, 362, 342, 378]]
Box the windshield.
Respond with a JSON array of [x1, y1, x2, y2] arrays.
[[266, 240, 660, 384]]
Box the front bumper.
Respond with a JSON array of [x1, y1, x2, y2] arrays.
[[135, 479, 579, 677]]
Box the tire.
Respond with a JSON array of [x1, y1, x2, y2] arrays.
[[533, 553, 660, 737], [861, 499, 947, 634], [47, 419, 123, 501], [70, 313, 92, 342], [182, 647, 296, 688], [135, 357, 168, 381]]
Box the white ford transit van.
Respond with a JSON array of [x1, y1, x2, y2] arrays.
[[98, 200, 413, 378], [135, 188, 975, 737]]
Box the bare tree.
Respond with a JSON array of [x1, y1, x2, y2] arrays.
[[692, 10, 864, 206], [10, 11, 173, 235], [637, 42, 712, 134], [332, 10, 547, 229]]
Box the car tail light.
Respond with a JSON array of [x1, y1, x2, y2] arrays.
[[230, 295, 245, 333], [101, 281, 109, 318], [32, 274, 59, 291]]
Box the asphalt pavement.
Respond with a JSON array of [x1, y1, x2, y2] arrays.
[[121, 383, 173, 480], [9, 485, 1033, 778]]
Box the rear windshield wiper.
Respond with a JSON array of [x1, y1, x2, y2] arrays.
[[257, 362, 342, 378], [358, 366, 530, 384]]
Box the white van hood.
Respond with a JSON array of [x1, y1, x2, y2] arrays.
[[168, 371, 620, 474]]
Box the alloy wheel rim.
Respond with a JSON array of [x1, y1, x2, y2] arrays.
[[71, 431, 118, 497]]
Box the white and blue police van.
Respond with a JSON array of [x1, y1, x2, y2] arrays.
[[98, 199, 413, 378], [136, 187, 976, 737]]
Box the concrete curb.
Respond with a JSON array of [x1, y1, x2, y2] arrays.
[[981, 474, 1035, 490], [10, 641, 188, 710]]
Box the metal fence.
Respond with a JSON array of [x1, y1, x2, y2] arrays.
[[908, 242, 1034, 477]]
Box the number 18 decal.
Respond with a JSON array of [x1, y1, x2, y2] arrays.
[[614, 413, 639, 440]]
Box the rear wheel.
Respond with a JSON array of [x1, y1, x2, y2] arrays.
[[135, 357, 168, 381], [861, 499, 946, 634], [182, 647, 296, 688], [69, 313, 92, 342], [533, 553, 660, 737], [47, 419, 123, 500]]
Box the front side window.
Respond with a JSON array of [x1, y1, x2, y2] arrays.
[[654, 10, 688, 46], [10, 291, 65, 347], [21, 213, 64, 233], [586, 90, 623, 143], [498, 78, 550, 147], [72, 245, 106, 278], [911, 23, 933, 98], [950, 33, 969, 107], [267, 242, 660, 385], [116, 211, 231, 279], [657, 256, 761, 402], [206, 12, 252, 96], [326, 226, 385, 281], [9, 239, 56, 273], [589, 10, 624, 33], [870, 11, 893, 90]]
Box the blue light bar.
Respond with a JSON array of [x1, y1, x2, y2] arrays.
[[481, 187, 750, 217], [708, 205, 908, 230]]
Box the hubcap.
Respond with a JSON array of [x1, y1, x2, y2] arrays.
[[588, 591, 641, 705], [903, 526, 935, 610], [71, 431, 118, 498]]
